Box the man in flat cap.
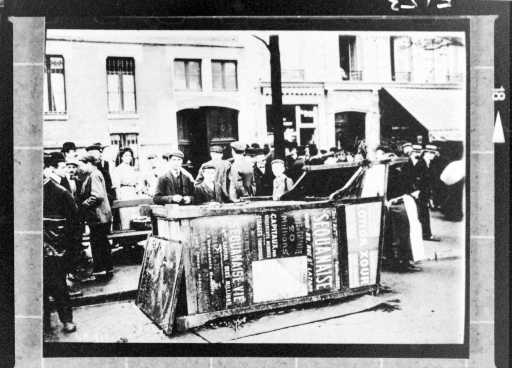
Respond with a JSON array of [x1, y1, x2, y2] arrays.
[[228, 141, 256, 202], [195, 145, 231, 199], [271, 159, 293, 201], [153, 150, 195, 205], [194, 163, 227, 204], [77, 153, 114, 279], [86, 143, 116, 206]]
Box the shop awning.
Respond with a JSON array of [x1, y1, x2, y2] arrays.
[[383, 87, 465, 141]]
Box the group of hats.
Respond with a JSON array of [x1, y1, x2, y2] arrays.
[[402, 142, 438, 153], [230, 141, 266, 156], [162, 150, 185, 160]]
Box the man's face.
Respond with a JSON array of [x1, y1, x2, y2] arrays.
[[375, 149, 386, 161], [55, 162, 67, 178], [411, 151, 421, 160], [169, 156, 183, 171], [403, 147, 413, 156], [89, 149, 102, 161], [65, 150, 76, 159], [256, 154, 266, 169], [66, 164, 77, 177], [203, 168, 216, 182], [77, 161, 91, 176], [424, 151, 435, 161], [210, 152, 223, 161], [272, 163, 285, 177]]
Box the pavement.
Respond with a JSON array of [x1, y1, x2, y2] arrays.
[[45, 211, 465, 344]]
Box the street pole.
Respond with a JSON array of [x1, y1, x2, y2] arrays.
[[269, 35, 285, 160]]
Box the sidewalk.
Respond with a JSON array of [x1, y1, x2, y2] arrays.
[[46, 257, 465, 344]]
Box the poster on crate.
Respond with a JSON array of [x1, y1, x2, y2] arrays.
[[190, 215, 256, 312], [345, 201, 382, 289], [136, 236, 184, 335], [252, 256, 308, 303]]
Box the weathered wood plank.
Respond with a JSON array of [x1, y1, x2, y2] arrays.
[[181, 219, 198, 315], [111, 198, 153, 209], [175, 286, 377, 332]]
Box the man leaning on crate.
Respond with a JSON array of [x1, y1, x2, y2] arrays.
[[153, 150, 195, 205]]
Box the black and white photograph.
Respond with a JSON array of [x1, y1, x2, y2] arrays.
[[41, 28, 468, 345]]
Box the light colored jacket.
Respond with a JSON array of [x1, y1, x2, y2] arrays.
[[79, 168, 113, 224]]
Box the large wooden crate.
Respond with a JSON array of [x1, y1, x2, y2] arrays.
[[136, 197, 385, 335]]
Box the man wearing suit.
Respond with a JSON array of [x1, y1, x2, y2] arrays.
[[195, 145, 231, 199], [86, 143, 116, 206], [401, 144, 439, 241], [77, 153, 114, 279], [43, 152, 73, 193], [43, 153, 82, 333], [153, 150, 195, 205], [65, 158, 80, 200], [194, 164, 227, 204], [228, 141, 256, 202]]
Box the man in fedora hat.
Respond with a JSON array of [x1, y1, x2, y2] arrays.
[[417, 144, 441, 241], [228, 141, 256, 202], [195, 145, 231, 199], [86, 143, 115, 206], [43, 154, 82, 333], [153, 150, 195, 205], [61, 141, 77, 160]]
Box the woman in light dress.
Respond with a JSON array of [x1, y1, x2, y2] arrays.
[[112, 147, 141, 229]]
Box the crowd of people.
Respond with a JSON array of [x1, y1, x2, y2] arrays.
[[43, 136, 461, 333]]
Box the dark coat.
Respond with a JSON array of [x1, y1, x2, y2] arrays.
[[43, 178, 82, 256], [228, 157, 256, 201], [77, 168, 113, 224], [194, 182, 226, 204], [153, 169, 195, 205], [98, 160, 116, 204], [195, 159, 231, 198], [254, 166, 273, 196], [285, 156, 305, 183]]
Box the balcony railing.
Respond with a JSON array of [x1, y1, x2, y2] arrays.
[[392, 72, 412, 82], [349, 70, 363, 81], [342, 70, 363, 81]]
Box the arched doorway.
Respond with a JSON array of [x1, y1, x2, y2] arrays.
[[177, 106, 239, 175], [334, 111, 366, 152]]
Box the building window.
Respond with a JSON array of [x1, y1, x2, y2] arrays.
[[174, 59, 202, 90], [390, 36, 413, 82], [339, 36, 362, 81], [391, 36, 464, 83], [110, 133, 139, 163], [106, 57, 137, 114], [43, 55, 67, 114], [212, 60, 238, 90]]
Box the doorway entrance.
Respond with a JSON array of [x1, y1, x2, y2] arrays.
[[177, 106, 239, 175], [334, 111, 366, 152]]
